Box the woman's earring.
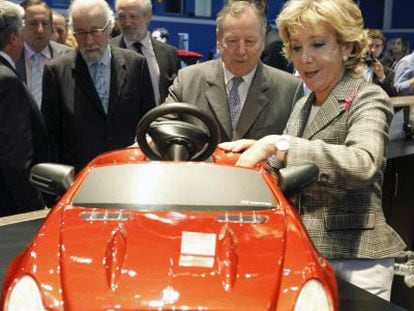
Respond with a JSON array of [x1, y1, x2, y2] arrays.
[[343, 55, 349, 62]]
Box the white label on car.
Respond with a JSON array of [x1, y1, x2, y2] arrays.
[[179, 231, 216, 267], [181, 231, 216, 256], [179, 255, 215, 268]]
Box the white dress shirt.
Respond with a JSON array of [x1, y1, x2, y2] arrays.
[[24, 42, 52, 89], [222, 64, 257, 112], [124, 32, 161, 105]]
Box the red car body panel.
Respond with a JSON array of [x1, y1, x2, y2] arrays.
[[1, 148, 339, 310]]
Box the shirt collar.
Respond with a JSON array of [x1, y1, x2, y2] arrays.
[[124, 31, 151, 50], [0, 51, 16, 69], [222, 63, 257, 87], [24, 42, 52, 60]]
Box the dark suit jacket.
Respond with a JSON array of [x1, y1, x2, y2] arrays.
[[110, 35, 178, 103], [372, 64, 397, 97], [165, 59, 304, 142], [15, 40, 71, 83], [41, 46, 155, 172], [261, 26, 294, 73], [0, 55, 48, 216]]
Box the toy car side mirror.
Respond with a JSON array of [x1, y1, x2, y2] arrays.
[[278, 164, 319, 197], [30, 163, 75, 196]]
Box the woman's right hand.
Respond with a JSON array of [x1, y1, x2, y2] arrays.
[[219, 136, 279, 167], [218, 139, 257, 153]]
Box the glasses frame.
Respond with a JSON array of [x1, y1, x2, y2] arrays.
[[73, 20, 110, 39]]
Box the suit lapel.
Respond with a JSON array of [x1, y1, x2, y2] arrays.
[[151, 38, 164, 84], [302, 73, 361, 139], [234, 63, 269, 139], [0, 55, 19, 77], [48, 43, 55, 58], [151, 38, 165, 92], [285, 94, 314, 138], [302, 94, 343, 139], [73, 51, 106, 115], [107, 47, 126, 116], [49, 41, 66, 58], [205, 61, 232, 139], [151, 38, 161, 62], [15, 49, 26, 82]]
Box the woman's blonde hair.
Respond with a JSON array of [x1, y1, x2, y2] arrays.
[[276, 0, 368, 75]]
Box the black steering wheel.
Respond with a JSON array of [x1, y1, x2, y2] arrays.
[[136, 103, 220, 161]]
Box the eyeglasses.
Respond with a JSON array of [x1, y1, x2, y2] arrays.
[[73, 20, 110, 39]]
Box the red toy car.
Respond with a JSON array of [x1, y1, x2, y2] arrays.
[[1, 103, 338, 310]]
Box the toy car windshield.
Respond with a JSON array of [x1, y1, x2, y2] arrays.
[[73, 163, 277, 211]]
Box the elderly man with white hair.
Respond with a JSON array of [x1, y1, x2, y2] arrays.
[[111, 0, 178, 105], [41, 0, 155, 172]]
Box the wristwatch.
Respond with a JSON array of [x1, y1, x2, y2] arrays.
[[275, 135, 290, 163]]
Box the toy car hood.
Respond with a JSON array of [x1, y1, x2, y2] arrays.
[[58, 205, 287, 310]]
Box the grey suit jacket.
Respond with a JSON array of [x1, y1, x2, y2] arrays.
[[283, 73, 406, 259], [110, 35, 178, 104], [165, 59, 304, 142], [15, 40, 71, 82]]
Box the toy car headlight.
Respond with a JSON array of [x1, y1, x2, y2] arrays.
[[5, 275, 46, 311], [294, 279, 333, 311]]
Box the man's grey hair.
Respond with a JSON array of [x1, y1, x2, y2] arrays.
[[216, 1, 266, 38], [115, 0, 152, 13], [68, 0, 115, 31], [0, 1, 25, 50]]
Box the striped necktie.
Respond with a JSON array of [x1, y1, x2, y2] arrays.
[[229, 77, 243, 130], [90, 62, 109, 113], [30, 53, 43, 108]]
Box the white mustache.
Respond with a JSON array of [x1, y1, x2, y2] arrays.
[[79, 45, 105, 62]]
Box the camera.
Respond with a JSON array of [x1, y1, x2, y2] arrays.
[[364, 51, 377, 66]]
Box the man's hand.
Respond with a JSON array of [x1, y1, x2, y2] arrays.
[[373, 60, 385, 81]]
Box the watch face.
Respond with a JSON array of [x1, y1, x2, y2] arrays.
[[276, 138, 290, 151]]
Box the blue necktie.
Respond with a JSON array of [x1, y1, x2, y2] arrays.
[[31, 53, 43, 108], [90, 62, 109, 113], [229, 77, 243, 130]]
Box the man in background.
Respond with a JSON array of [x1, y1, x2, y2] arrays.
[[16, 0, 71, 107], [51, 11, 67, 45], [111, 0, 178, 105], [364, 29, 396, 97], [0, 1, 48, 216], [394, 50, 414, 96], [394, 49, 414, 136], [229, 0, 293, 73], [52, 11, 77, 47]]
